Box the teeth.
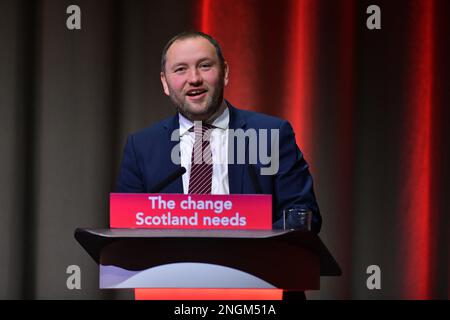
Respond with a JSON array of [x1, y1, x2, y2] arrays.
[[187, 90, 205, 96]]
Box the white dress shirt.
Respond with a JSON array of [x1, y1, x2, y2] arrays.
[[179, 104, 230, 195]]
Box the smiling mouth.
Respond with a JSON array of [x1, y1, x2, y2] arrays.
[[186, 89, 208, 97]]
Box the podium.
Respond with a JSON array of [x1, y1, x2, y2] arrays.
[[75, 228, 341, 300]]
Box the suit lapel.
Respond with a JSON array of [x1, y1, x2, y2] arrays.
[[227, 103, 247, 194], [162, 114, 184, 193]]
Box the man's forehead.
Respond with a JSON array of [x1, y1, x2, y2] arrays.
[[166, 37, 218, 64]]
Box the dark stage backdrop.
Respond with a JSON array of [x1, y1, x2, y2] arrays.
[[0, 0, 448, 299]]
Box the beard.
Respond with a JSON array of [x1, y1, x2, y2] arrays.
[[169, 79, 225, 121]]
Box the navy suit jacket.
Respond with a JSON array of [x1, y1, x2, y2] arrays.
[[116, 102, 322, 233]]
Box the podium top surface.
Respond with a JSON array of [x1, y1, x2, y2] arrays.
[[75, 228, 342, 277], [80, 228, 291, 239]]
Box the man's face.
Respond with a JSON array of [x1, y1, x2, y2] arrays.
[[160, 37, 229, 121]]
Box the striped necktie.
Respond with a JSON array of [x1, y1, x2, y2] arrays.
[[188, 122, 214, 194]]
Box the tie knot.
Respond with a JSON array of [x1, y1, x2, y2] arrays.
[[191, 122, 215, 136]]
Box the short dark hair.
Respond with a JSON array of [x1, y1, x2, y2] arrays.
[[161, 31, 225, 73]]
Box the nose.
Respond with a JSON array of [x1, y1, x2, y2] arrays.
[[187, 68, 202, 85]]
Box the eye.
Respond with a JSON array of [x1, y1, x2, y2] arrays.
[[174, 66, 186, 73], [200, 63, 211, 70]]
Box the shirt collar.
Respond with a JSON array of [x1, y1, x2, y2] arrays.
[[178, 112, 193, 137], [211, 102, 229, 130], [178, 101, 229, 136]]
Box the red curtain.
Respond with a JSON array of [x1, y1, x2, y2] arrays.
[[192, 0, 448, 299], [399, 0, 434, 299]]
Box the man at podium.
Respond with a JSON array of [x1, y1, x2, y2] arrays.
[[116, 31, 322, 234]]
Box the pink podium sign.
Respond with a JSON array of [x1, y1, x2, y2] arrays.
[[110, 193, 272, 230]]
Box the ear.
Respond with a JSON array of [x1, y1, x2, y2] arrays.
[[223, 62, 229, 86], [160, 72, 170, 96]]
